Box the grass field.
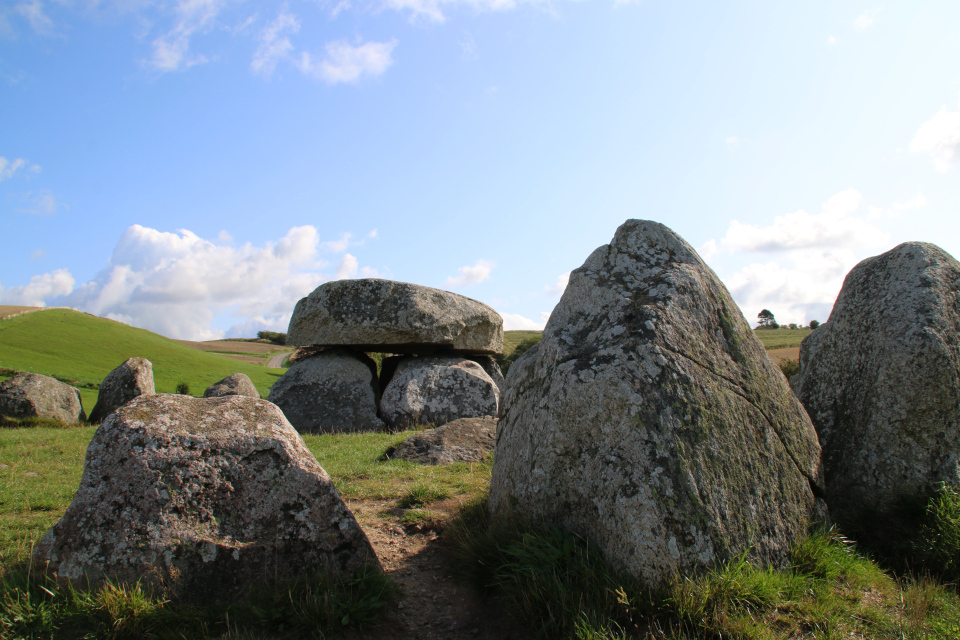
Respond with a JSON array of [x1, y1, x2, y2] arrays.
[[502, 330, 543, 355], [754, 327, 812, 350], [0, 309, 285, 409]]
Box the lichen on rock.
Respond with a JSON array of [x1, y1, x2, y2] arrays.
[[33, 394, 379, 602], [489, 219, 823, 588]]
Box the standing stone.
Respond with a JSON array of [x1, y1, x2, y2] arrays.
[[380, 356, 499, 431], [89, 357, 155, 423], [287, 279, 504, 355], [268, 349, 384, 434], [489, 220, 823, 588], [203, 373, 260, 399], [33, 394, 379, 601], [793, 242, 960, 525], [0, 373, 86, 424], [382, 416, 498, 465]]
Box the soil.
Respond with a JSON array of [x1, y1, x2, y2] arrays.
[[766, 347, 800, 365], [173, 339, 289, 355], [344, 499, 525, 640], [0, 305, 44, 320]]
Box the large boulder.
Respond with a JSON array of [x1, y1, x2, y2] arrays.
[[470, 355, 505, 392], [267, 349, 384, 434], [489, 220, 823, 588], [792, 242, 960, 525], [33, 394, 379, 601], [382, 416, 498, 465], [0, 373, 86, 424], [89, 357, 155, 423], [380, 356, 499, 430], [203, 373, 260, 399], [287, 279, 504, 355]]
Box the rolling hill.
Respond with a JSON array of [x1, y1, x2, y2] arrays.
[[0, 309, 285, 411]]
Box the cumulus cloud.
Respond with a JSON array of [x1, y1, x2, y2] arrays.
[[445, 259, 493, 287], [297, 39, 397, 84], [250, 9, 299, 77], [910, 92, 960, 171], [335, 253, 358, 279], [545, 272, 569, 296], [500, 312, 546, 331], [1, 225, 380, 340], [149, 0, 228, 72], [323, 232, 353, 253], [0, 268, 74, 306], [0, 157, 27, 181], [704, 189, 895, 326]]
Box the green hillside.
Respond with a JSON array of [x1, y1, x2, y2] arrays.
[[0, 309, 284, 411], [754, 327, 813, 350]]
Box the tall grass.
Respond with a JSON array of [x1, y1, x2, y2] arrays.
[[448, 498, 960, 640]]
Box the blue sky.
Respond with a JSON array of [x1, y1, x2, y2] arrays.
[[2, 0, 959, 339]]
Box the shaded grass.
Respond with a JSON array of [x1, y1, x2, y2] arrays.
[[502, 331, 543, 356], [448, 497, 960, 640], [0, 554, 396, 640], [0, 309, 284, 404]]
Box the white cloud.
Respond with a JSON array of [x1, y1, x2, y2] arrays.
[[323, 232, 353, 253], [149, 0, 228, 72], [827, 35, 838, 46], [0, 225, 385, 340], [713, 189, 887, 254], [19, 190, 64, 215], [500, 312, 546, 331], [250, 9, 299, 77], [29, 249, 46, 260], [545, 272, 569, 296], [0, 268, 75, 306], [335, 253, 358, 279], [445, 259, 493, 287], [367, 228, 378, 239], [853, 8, 880, 30], [910, 93, 960, 171], [704, 188, 893, 326], [14, 0, 54, 35], [0, 157, 27, 181], [383, 0, 521, 23], [297, 39, 397, 84]]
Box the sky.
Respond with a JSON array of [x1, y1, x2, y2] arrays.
[[1, 0, 959, 340]]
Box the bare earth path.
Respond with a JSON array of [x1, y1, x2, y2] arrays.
[[346, 500, 523, 640], [0, 305, 45, 320]]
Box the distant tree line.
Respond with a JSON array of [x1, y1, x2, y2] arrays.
[[257, 331, 287, 345], [756, 309, 819, 330]]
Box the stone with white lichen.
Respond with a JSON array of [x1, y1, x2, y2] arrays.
[[488, 219, 823, 587], [792, 241, 960, 527], [33, 393, 379, 601]]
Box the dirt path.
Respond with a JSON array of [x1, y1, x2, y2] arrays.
[[346, 500, 523, 640], [766, 347, 800, 365], [266, 352, 291, 368]]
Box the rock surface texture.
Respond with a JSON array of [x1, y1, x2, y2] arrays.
[[203, 373, 260, 399], [488, 219, 823, 588], [89, 357, 155, 423], [0, 373, 86, 424], [792, 242, 960, 524], [383, 416, 498, 465], [267, 349, 384, 434], [287, 279, 503, 355], [380, 356, 499, 431], [33, 394, 379, 601]]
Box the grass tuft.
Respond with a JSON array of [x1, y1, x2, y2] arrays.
[[397, 482, 449, 509]]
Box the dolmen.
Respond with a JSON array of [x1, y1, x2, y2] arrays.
[[0, 372, 86, 424], [792, 242, 960, 531], [33, 393, 379, 602], [489, 220, 824, 588], [269, 279, 503, 433]]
